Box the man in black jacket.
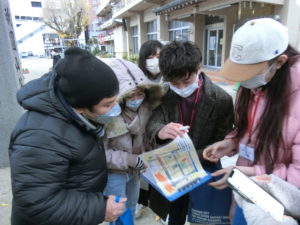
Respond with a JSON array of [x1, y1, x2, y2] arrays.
[[9, 47, 125, 225]]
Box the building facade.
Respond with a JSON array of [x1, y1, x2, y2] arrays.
[[96, 0, 300, 70], [9, 0, 65, 57], [10, 0, 45, 55], [87, 0, 110, 54]]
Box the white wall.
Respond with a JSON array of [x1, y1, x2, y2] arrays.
[[144, 7, 156, 22], [129, 15, 139, 27], [18, 31, 44, 55], [0, 0, 23, 167], [114, 26, 127, 57], [10, 0, 43, 18], [275, 0, 300, 48]]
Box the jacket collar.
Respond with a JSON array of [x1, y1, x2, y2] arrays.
[[165, 73, 218, 147], [55, 86, 105, 137], [105, 103, 151, 139], [165, 72, 217, 123]]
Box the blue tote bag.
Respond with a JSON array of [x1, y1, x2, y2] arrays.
[[188, 165, 232, 225], [109, 196, 134, 225], [109, 209, 134, 225]]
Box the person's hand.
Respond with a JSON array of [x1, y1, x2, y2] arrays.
[[234, 192, 298, 225], [208, 166, 234, 189], [209, 166, 255, 190], [104, 195, 127, 222], [157, 123, 187, 140], [203, 139, 236, 162]]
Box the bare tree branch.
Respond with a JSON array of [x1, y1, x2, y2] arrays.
[[43, 0, 89, 42]]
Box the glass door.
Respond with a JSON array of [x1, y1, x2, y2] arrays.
[[204, 27, 223, 68]]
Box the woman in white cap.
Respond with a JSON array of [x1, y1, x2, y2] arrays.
[[202, 18, 300, 224]]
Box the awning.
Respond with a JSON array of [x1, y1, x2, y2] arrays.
[[153, 0, 284, 15], [99, 18, 122, 30], [97, 0, 112, 17], [153, 0, 206, 15]]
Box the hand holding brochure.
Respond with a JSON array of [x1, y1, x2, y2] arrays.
[[140, 133, 211, 201]]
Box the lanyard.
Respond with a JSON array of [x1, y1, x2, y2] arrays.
[[247, 91, 263, 143], [178, 79, 202, 129]]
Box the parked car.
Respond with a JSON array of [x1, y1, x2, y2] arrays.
[[20, 52, 28, 58], [37, 52, 45, 57], [27, 51, 33, 56]]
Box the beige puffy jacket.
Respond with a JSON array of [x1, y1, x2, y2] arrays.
[[104, 59, 163, 172]]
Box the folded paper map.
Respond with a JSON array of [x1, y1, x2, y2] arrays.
[[140, 133, 211, 201]]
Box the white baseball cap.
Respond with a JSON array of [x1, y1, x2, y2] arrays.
[[220, 18, 289, 82]]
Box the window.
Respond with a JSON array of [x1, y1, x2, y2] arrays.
[[168, 21, 191, 41], [132, 26, 138, 54], [31, 1, 42, 8], [147, 20, 157, 40]]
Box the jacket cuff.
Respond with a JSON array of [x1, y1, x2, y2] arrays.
[[99, 193, 108, 223], [225, 130, 237, 139], [127, 154, 137, 168], [224, 132, 239, 155], [151, 124, 166, 145], [254, 165, 265, 176]]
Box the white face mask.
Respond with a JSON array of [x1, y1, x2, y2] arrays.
[[146, 58, 160, 75], [126, 98, 144, 111], [169, 75, 199, 98], [240, 64, 275, 89], [93, 104, 121, 125]]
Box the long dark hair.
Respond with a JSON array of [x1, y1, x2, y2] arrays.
[[235, 45, 299, 173], [138, 40, 162, 80]]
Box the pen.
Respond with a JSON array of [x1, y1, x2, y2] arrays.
[[179, 126, 190, 130]]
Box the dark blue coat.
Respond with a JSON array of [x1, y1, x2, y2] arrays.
[[9, 72, 107, 225]]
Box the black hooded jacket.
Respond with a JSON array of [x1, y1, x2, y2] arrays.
[[9, 72, 108, 225]]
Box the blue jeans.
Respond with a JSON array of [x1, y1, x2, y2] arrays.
[[104, 170, 140, 222]]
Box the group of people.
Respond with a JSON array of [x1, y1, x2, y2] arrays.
[[9, 17, 300, 225]]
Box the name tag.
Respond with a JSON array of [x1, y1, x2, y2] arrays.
[[239, 143, 255, 161]]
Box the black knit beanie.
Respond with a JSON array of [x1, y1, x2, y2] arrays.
[[55, 47, 119, 108]]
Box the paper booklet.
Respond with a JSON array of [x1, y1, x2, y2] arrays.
[[140, 133, 212, 201]]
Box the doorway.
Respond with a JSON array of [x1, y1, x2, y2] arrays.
[[204, 27, 223, 68]]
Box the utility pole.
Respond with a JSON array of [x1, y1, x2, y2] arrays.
[[0, 0, 23, 167]]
